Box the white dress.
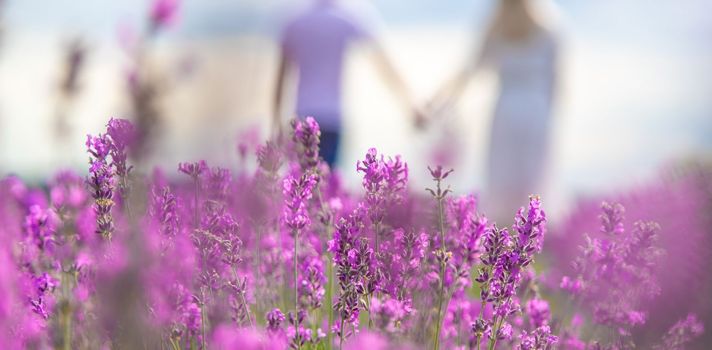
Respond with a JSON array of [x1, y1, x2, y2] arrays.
[[483, 29, 558, 221]]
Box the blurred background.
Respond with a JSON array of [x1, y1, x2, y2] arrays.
[[0, 0, 711, 218]]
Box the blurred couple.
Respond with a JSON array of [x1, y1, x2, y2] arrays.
[[273, 0, 560, 221]]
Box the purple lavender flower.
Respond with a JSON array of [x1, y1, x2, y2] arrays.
[[179, 160, 207, 228], [512, 196, 547, 259], [355, 149, 411, 320], [299, 255, 326, 310], [445, 195, 487, 293], [476, 224, 510, 307], [282, 173, 318, 232], [150, 0, 180, 29], [369, 295, 414, 334], [178, 160, 208, 179], [356, 148, 409, 226], [380, 228, 428, 299], [328, 207, 377, 346], [150, 186, 179, 241], [182, 297, 202, 338], [49, 170, 88, 210], [226, 276, 251, 326], [282, 171, 318, 349], [548, 168, 712, 340], [428, 165, 455, 350], [471, 318, 491, 343], [211, 326, 285, 349], [202, 207, 242, 267], [205, 166, 231, 204], [473, 197, 548, 349], [86, 133, 115, 239], [291, 117, 321, 171], [28, 272, 59, 320], [653, 314, 704, 350], [23, 205, 58, 252], [518, 325, 558, 350], [267, 308, 286, 333], [525, 297, 551, 328], [287, 309, 309, 348], [559, 275, 582, 295], [428, 165, 454, 182], [600, 202, 625, 236], [496, 321, 513, 341], [563, 202, 664, 342], [105, 118, 136, 179], [343, 331, 389, 350]]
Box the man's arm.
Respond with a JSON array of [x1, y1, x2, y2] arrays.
[[368, 40, 426, 128], [273, 49, 290, 138]]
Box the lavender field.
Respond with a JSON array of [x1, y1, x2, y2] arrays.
[[0, 117, 709, 349]]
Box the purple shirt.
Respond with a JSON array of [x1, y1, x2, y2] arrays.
[[281, 0, 377, 130]]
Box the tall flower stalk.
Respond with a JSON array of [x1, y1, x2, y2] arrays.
[[561, 202, 665, 347], [283, 172, 317, 349], [105, 118, 136, 206], [489, 197, 547, 350], [472, 197, 549, 350], [178, 160, 207, 229], [427, 165, 453, 350], [86, 133, 115, 240]]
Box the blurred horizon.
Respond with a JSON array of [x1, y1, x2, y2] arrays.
[[0, 0, 711, 218]]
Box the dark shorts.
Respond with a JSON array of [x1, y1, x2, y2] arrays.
[[319, 128, 341, 168], [297, 113, 341, 167]]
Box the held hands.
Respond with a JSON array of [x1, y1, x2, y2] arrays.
[[425, 86, 458, 122], [412, 86, 460, 131], [412, 105, 429, 130]]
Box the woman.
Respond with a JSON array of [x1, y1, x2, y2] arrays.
[[432, 0, 561, 222]]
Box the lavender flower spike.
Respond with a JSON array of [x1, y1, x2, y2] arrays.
[[106, 118, 136, 179], [653, 314, 704, 350], [282, 171, 318, 350], [267, 308, 286, 334], [282, 173, 318, 232], [291, 117, 321, 171], [86, 133, 115, 240], [512, 196, 547, 266]]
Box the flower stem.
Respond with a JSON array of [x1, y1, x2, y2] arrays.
[[326, 257, 335, 350], [374, 221, 380, 257], [475, 300, 486, 349], [200, 302, 207, 350], [366, 294, 373, 329], [232, 267, 253, 328], [294, 230, 301, 350], [433, 188, 447, 350], [60, 270, 72, 350], [193, 178, 199, 229], [488, 296, 511, 350], [488, 316, 505, 350]]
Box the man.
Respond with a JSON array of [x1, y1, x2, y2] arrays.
[[274, 0, 423, 167]]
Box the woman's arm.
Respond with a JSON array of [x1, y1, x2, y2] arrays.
[[429, 29, 496, 112]]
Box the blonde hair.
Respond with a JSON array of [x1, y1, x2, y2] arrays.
[[488, 0, 555, 42]]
